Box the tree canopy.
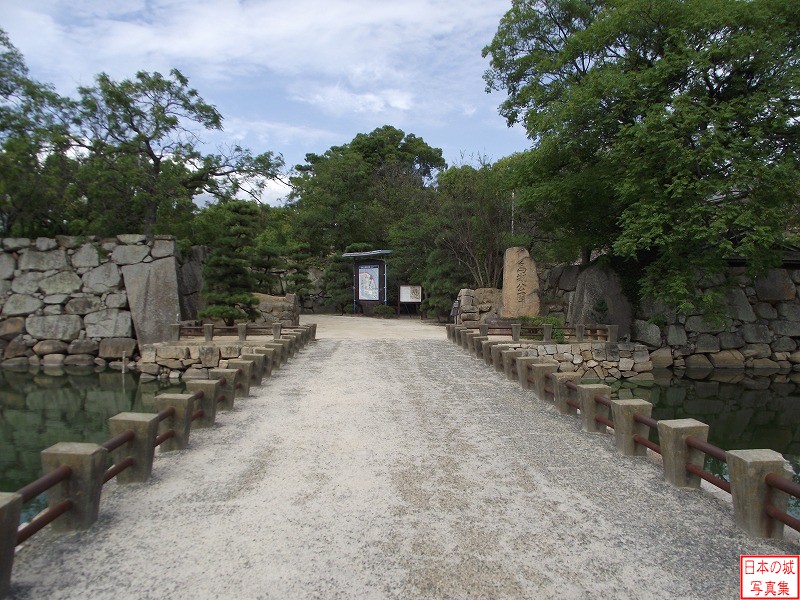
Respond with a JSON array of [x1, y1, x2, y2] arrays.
[[484, 0, 800, 311]]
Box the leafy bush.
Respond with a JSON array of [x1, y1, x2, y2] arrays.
[[518, 315, 565, 342], [371, 305, 397, 319]]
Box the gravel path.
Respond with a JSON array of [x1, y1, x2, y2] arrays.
[[9, 315, 797, 599]]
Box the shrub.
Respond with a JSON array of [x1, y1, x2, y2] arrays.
[[372, 305, 397, 319]]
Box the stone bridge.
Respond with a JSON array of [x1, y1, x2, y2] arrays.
[[6, 316, 796, 599]]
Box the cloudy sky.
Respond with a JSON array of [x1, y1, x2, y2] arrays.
[[2, 0, 531, 204]]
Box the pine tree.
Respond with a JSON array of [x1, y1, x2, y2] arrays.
[[199, 200, 259, 326]]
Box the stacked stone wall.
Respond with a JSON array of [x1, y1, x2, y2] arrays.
[[630, 267, 800, 372], [0, 235, 202, 369], [513, 341, 652, 380]]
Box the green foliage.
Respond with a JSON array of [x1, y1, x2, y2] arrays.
[[288, 125, 445, 256], [371, 305, 397, 319], [199, 200, 260, 326], [321, 254, 354, 314], [484, 0, 800, 311], [518, 315, 566, 342]]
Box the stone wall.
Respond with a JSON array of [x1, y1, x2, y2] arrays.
[[0, 235, 203, 368], [252, 293, 300, 327], [630, 267, 800, 372], [510, 341, 652, 381], [456, 288, 503, 325]]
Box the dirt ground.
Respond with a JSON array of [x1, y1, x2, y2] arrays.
[[8, 315, 797, 599]]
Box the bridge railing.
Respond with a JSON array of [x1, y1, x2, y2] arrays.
[[0, 332, 317, 597], [446, 322, 617, 344], [171, 322, 317, 344], [444, 327, 800, 543]]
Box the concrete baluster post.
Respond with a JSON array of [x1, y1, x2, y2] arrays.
[[272, 323, 282, 341], [529, 362, 559, 401], [515, 357, 540, 390], [237, 323, 248, 341], [154, 394, 196, 451], [474, 336, 489, 359], [460, 329, 475, 350], [502, 349, 524, 381], [41, 442, 108, 531], [543, 324, 553, 342], [203, 323, 214, 342], [107, 413, 159, 482], [482, 340, 502, 365], [656, 419, 709, 488], [479, 323, 488, 336], [553, 372, 582, 415], [1, 492, 22, 597], [577, 384, 612, 433], [246, 347, 275, 377], [492, 344, 509, 372], [446, 324, 454, 340], [511, 323, 521, 342], [208, 368, 239, 409], [609, 399, 653, 456], [281, 334, 298, 357], [169, 323, 181, 342], [258, 342, 285, 367], [726, 449, 792, 539], [240, 352, 267, 383], [606, 324, 619, 343], [226, 360, 253, 396], [185, 380, 222, 428], [575, 324, 585, 342], [310, 323, 317, 340]]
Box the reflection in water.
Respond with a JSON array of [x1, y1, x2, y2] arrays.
[[0, 365, 183, 522]]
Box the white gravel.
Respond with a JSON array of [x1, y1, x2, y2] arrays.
[[9, 315, 798, 599]]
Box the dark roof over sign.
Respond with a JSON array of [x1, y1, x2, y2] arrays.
[[341, 250, 392, 258]]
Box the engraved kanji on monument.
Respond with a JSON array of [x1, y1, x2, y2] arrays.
[[500, 247, 540, 319]]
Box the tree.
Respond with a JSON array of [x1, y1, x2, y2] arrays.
[[288, 125, 445, 256], [483, 0, 800, 312], [71, 69, 284, 236], [0, 30, 76, 236], [321, 254, 354, 314], [199, 201, 260, 325]]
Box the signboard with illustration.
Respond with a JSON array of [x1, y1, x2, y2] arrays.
[[400, 285, 422, 303], [358, 264, 381, 301]]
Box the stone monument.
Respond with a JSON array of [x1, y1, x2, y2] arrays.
[[501, 247, 540, 319]]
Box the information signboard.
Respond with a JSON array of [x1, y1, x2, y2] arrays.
[[358, 264, 381, 300], [400, 285, 422, 303]]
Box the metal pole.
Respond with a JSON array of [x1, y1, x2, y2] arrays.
[[383, 259, 388, 305]]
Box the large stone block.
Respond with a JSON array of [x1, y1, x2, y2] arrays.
[[35, 237, 57, 251], [122, 258, 182, 347], [0, 317, 25, 340], [2, 294, 43, 316], [67, 339, 99, 355], [695, 334, 720, 354], [33, 340, 69, 355], [111, 244, 150, 265], [98, 337, 137, 359], [650, 347, 673, 368], [685, 353, 713, 369], [11, 272, 44, 294], [501, 247, 540, 318], [25, 314, 82, 341], [70, 244, 100, 268], [741, 323, 772, 344], [725, 287, 756, 322], [39, 271, 82, 295], [151, 238, 177, 258], [117, 234, 147, 245], [685, 315, 725, 334], [82, 262, 121, 293], [632, 319, 661, 347], [666, 324, 687, 346], [2, 238, 29, 251], [65, 296, 104, 315], [84, 309, 132, 338], [778, 302, 800, 321], [18, 248, 68, 271], [755, 269, 796, 302], [708, 350, 745, 369], [566, 264, 632, 338], [718, 332, 744, 349], [0, 253, 15, 279], [773, 320, 800, 337]]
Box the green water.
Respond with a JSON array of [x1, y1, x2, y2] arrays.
[[0, 365, 183, 523], [2, 366, 800, 525]]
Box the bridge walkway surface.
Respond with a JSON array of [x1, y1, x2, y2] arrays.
[[9, 315, 797, 599]]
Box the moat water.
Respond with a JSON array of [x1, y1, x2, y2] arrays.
[[2, 365, 799, 523]]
